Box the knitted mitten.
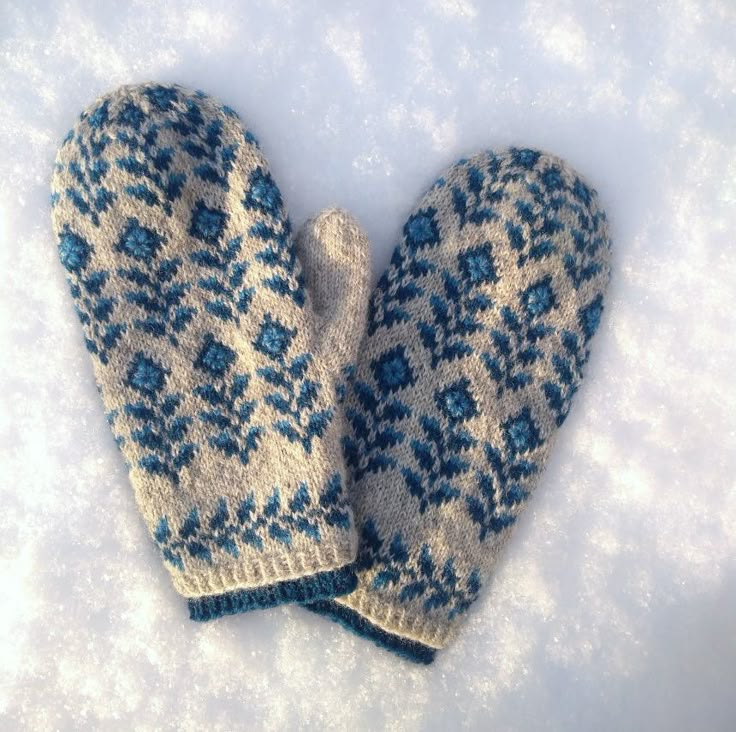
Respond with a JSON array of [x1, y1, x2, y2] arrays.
[[50, 83, 370, 619], [309, 148, 611, 663]]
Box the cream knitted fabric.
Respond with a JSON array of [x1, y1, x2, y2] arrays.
[[296, 209, 372, 386], [50, 83, 370, 619], [309, 148, 611, 663]]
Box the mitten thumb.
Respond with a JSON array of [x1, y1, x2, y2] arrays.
[[296, 208, 371, 380]]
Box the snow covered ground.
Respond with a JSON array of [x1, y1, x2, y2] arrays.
[[1, 1, 735, 729]]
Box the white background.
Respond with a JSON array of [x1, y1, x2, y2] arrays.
[[1, 1, 735, 729]]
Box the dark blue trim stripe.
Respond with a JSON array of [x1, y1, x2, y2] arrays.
[[189, 566, 357, 621], [307, 599, 437, 665]]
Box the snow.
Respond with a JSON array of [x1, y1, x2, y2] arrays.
[[1, 0, 735, 729]]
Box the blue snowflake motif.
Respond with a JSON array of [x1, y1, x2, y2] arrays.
[[542, 330, 585, 427], [572, 177, 593, 207], [579, 294, 604, 342], [123, 352, 195, 483], [116, 218, 164, 261], [457, 243, 498, 286], [403, 208, 440, 251], [87, 100, 110, 129], [189, 234, 255, 325], [540, 165, 566, 192], [242, 167, 282, 218], [521, 275, 556, 318], [154, 473, 349, 573], [126, 353, 167, 395], [194, 362, 263, 465], [253, 314, 297, 362], [356, 521, 481, 621], [371, 346, 417, 395], [189, 201, 228, 245], [503, 407, 542, 456], [58, 227, 91, 273], [435, 378, 478, 423], [57, 226, 128, 364], [117, 101, 145, 130], [144, 85, 178, 111], [86, 159, 109, 185], [194, 334, 237, 376], [451, 164, 502, 229], [465, 442, 532, 542], [510, 147, 541, 170], [341, 376, 412, 482]]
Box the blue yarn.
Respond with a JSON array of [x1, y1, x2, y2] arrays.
[[189, 566, 358, 621]]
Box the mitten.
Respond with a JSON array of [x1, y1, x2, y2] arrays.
[[50, 83, 370, 620], [309, 148, 611, 663]]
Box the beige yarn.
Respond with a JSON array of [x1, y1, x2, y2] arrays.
[[50, 83, 370, 608], [310, 148, 611, 660]]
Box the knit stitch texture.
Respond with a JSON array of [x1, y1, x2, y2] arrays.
[[308, 148, 611, 662], [50, 83, 370, 610]]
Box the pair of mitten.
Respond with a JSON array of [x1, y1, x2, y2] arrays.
[[51, 83, 610, 664]]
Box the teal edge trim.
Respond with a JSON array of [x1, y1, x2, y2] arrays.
[[189, 566, 358, 621]]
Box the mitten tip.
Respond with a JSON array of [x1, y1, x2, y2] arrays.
[[296, 207, 370, 270], [303, 207, 362, 231]]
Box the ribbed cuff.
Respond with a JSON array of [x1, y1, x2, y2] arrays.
[[307, 599, 436, 665], [189, 566, 358, 621], [170, 537, 356, 597]]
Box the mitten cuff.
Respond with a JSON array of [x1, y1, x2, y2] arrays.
[[147, 464, 359, 615], [308, 599, 436, 665], [190, 565, 357, 621], [168, 531, 357, 609], [337, 587, 456, 651]]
